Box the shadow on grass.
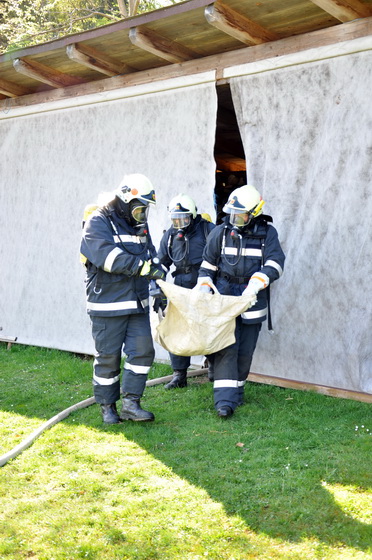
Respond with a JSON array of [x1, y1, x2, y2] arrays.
[[92, 378, 372, 553]]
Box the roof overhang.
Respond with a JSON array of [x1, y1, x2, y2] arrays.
[[1, 0, 371, 111]]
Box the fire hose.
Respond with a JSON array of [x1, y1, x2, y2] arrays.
[[0, 368, 206, 468]]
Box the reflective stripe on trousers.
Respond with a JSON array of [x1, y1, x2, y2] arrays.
[[90, 313, 155, 404], [211, 318, 261, 411]]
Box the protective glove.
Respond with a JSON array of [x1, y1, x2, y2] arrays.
[[140, 260, 166, 281], [153, 295, 167, 313], [243, 272, 270, 297], [193, 276, 214, 294], [139, 260, 151, 276]]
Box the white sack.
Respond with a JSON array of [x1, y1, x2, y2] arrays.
[[155, 280, 256, 356]]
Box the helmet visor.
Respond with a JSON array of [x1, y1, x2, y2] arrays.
[[229, 210, 251, 228], [131, 203, 149, 224], [171, 212, 191, 229]]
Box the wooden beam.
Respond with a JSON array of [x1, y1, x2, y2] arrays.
[[66, 43, 134, 76], [205, 2, 280, 45], [215, 153, 246, 172], [129, 26, 198, 63], [176, 368, 372, 403], [13, 58, 85, 88], [0, 78, 32, 97], [248, 372, 372, 404], [2, 17, 371, 112], [310, 0, 372, 22], [0, 0, 213, 64]]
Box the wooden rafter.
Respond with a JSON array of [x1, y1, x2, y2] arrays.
[[0, 78, 32, 97], [66, 43, 134, 76], [2, 17, 371, 110], [129, 27, 198, 63], [309, 0, 372, 22], [205, 2, 280, 45], [13, 58, 85, 88]]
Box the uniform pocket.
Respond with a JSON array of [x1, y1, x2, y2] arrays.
[[90, 317, 108, 353]]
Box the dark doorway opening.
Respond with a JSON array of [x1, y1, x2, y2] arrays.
[[214, 82, 246, 224]]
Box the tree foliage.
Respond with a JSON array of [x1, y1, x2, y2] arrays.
[[0, 0, 180, 53]]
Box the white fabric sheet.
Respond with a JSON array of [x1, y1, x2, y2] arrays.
[[0, 78, 217, 361], [230, 50, 372, 393]]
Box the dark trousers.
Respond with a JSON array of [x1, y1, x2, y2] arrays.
[[212, 318, 261, 411], [90, 313, 155, 404], [169, 353, 191, 371]]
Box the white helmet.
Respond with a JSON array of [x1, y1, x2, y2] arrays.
[[223, 184, 265, 228], [115, 173, 156, 206], [168, 193, 197, 229]]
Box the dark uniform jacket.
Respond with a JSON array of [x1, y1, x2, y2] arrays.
[[157, 215, 215, 289], [198, 216, 285, 324], [80, 205, 157, 317]]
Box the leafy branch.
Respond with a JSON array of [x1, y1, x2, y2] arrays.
[[0, 0, 179, 53]]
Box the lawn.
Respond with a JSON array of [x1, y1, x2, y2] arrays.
[[0, 344, 371, 559]]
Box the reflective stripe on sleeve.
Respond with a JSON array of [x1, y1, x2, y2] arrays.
[[141, 298, 150, 308], [103, 247, 123, 272], [93, 373, 120, 386], [241, 307, 267, 320], [264, 259, 283, 276], [87, 300, 138, 312], [124, 362, 151, 375], [201, 259, 218, 271]]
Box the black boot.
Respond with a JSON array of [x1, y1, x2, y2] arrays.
[[119, 394, 155, 422], [100, 403, 121, 424], [164, 370, 188, 389], [217, 405, 234, 418]]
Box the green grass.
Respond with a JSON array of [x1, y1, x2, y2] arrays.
[[0, 343, 371, 560]]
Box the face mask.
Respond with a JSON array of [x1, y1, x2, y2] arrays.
[[131, 203, 149, 224], [171, 212, 191, 229], [229, 211, 251, 228]]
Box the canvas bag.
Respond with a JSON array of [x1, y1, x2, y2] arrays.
[[155, 279, 257, 356]]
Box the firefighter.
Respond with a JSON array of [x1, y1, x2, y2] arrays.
[[195, 184, 285, 417], [80, 173, 165, 424], [156, 193, 215, 389]]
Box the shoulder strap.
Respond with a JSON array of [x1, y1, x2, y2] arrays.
[[203, 220, 210, 241], [259, 235, 273, 332]]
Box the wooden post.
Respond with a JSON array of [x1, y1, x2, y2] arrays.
[[0, 336, 18, 350]]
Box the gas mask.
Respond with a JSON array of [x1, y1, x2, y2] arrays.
[[171, 211, 192, 231], [229, 210, 252, 229]]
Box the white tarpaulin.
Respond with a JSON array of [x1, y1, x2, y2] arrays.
[[0, 74, 217, 359], [230, 49, 372, 393]]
